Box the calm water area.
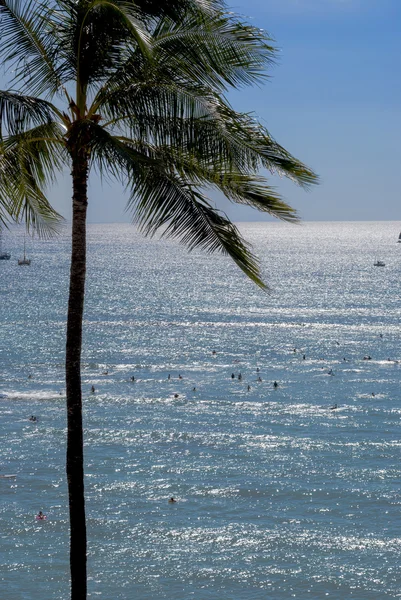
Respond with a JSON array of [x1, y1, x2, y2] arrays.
[[0, 221, 400, 599]]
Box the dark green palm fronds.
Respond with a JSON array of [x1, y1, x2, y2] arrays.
[[0, 91, 57, 137], [152, 12, 276, 92], [0, 0, 64, 98], [0, 122, 65, 234], [131, 166, 266, 288]]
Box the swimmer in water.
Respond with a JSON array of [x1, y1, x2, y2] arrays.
[[330, 403, 338, 410], [174, 393, 179, 398], [29, 415, 37, 422], [168, 497, 177, 503], [37, 511, 46, 520], [247, 385, 251, 391], [193, 387, 196, 392], [178, 374, 183, 380], [231, 373, 235, 379], [238, 373, 242, 381], [168, 374, 171, 380], [131, 375, 135, 381], [303, 354, 306, 360], [212, 350, 217, 355], [91, 385, 95, 393], [257, 376, 262, 382], [273, 381, 278, 388]]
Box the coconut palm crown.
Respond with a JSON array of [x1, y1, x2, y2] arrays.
[[0, 1, 317, 598]]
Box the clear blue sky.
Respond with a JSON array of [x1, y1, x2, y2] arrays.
[[7, 0, 401, 222]]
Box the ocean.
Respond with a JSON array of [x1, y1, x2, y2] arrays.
[[0, 221, 400, 599]]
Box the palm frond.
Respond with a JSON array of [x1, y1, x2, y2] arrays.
[[130, 167, 267, 289], [57, 0, 151, 97], [152, 12, 276, 92], [0, 90, 59, 137], [0, 122, 66, 236], [0, 0, 64, 97]]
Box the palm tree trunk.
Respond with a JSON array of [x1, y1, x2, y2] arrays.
[[66, 149, 89, 600]]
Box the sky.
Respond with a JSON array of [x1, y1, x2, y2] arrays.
[[4, 0, 401, 223]]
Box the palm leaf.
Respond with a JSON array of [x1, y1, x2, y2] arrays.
[[130, 167, 267, 289], [0, 90, 58, 137], [0, 122, 66, 235], [0, 0, 64, 97]]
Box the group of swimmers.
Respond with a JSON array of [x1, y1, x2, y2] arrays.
[[230, 372, 278, 388]]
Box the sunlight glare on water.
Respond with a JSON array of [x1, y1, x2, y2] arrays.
[[1, 221, 400, 599]]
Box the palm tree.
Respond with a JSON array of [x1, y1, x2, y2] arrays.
[[0, 1, 317, 598]]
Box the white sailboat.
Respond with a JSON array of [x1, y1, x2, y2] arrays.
[[0, 228, 11, 260], [18, 237, 31, 266]]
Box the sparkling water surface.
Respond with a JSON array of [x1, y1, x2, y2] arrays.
[[1, 221, 400, 599]]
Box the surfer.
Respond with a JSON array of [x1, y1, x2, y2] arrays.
[[273, 381, 278, 388], [231, 373, 235, 379], [91, 385, 95, 393], [330, 403, 338, 410], [168, 497, 177, 503]]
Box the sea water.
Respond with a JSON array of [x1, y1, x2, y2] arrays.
[[0, 221, 400, 600]]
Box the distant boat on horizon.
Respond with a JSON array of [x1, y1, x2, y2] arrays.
[[0, 228, 11, 260], [18, 237, 31, 266]]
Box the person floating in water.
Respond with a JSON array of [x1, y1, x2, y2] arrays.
[[231, 373, 235, 379], [130, 375, 135, 382], [193, 387, 196, 392], [36, 511, 46, 520], [303, 354, 306, 360], [238, 373, 242, 381], [256, 367, 260, 373], [257, 376, 262, 382], [212, 350, 217, 355], [168, 497, 177, 503], [330, 403, 338, 410], [178, 374, 183, 380], [29, 415, 37, 422], [174, 393, 179, 398], [91, 385, 95, 393], [247, 385, 251, 391], [168, 374, 171, 380], [273, 381, 278, 388]]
